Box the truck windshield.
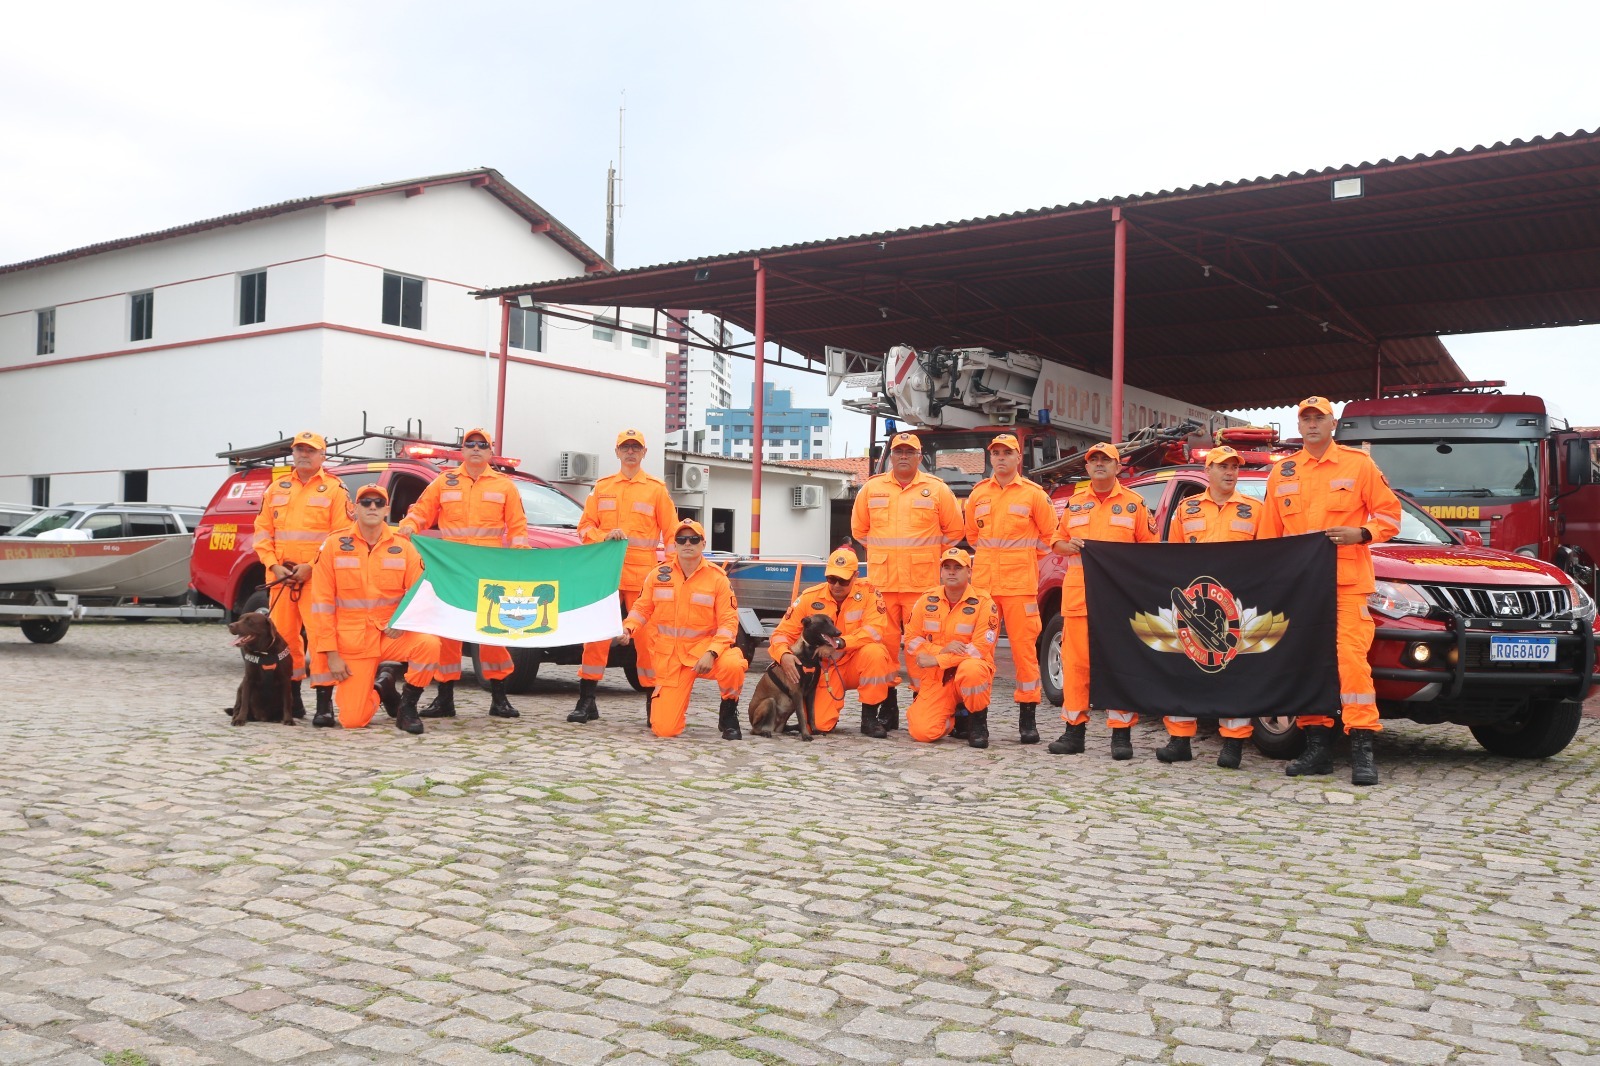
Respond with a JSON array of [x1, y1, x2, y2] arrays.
[[516, 482, 585, 528], [1365, 441, 1540, 499], [1236, 479, 1450, 544]]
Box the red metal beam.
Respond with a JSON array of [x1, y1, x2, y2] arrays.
[[495, 298, 511, 450], [752, 260, 767, 558]]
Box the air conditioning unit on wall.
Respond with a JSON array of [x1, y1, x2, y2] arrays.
[[559, 451, 601, 481], [675, 464, 711, 492], [792, 484, 825, 509]]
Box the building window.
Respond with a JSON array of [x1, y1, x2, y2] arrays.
[[631, 329, 650, 350], [130, 291, 154, 341], [593, 314, 617, 343], [36, 308, 55, 356], [509, 306, 543, 351], [123, 470, 149, 503], [239, 271, 267, 326], [382, 272, 424, 330], [31, 476, 49, 507]]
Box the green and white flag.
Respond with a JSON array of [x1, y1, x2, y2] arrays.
[[391, 538, 626, 648]]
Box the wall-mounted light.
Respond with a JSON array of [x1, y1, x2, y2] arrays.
[[515, 294, 537, 310], [1331, 176, 1364, 201], [1202, 265, 1212, 278]]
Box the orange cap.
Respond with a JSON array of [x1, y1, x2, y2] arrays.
[[671, 518, 706, 541], [825, 547, 859, 580], [888, 431, 922, 451], [616, 428, 647, 447], [1205, 445, 1242, 466], [292, 430, 326, 450], [463, 427, 493, 447], [939, 547, 972, 568], [989, 433, 1021, 453], [1085, 442, 1121, 463], [355, 483, 390, 504], [1297, 396, 1334, 415]]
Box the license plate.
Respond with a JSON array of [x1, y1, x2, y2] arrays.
[[1488, 635, 1556, 663]]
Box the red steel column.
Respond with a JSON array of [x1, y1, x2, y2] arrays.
[[494, 298, 512, 449], [1373, 341, 1384, 398], [1110, 207, 1127, 444], [751, 259, 766, 558]]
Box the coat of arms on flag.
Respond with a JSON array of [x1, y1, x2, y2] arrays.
[[477, 580, 559, 637]]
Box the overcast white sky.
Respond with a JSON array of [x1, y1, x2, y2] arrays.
[[5, 0, 1598, 443]]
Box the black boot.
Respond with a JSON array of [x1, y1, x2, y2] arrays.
[[1018, 705, 1040, 745], [312, 686, 335, 728], [1154, 735, 1192, 763], [488, 678, 519, 718], [966, 709, 989, 749], [1349, 729, 1379, 786], [1048, 723, 1086, 755], [395, 683, 425, 735], [568, 678, 600, 723], [881, 687, 900, 731], [374, 662, 404, 718], [1216, 737, 1245, 770], [860, 703, 887, 739], [1285, 725, 1334, 777], [1110, 727, 1134, 761], [418, 680, 456, 718], [645, 690, 654, 727], [951, 714, 971, 740], [290, 680, 307, 720], [718, 697, 742, 741]]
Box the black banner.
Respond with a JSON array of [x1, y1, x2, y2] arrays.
[[1083, 535, 1338, 717]]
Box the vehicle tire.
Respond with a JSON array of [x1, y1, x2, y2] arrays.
[[623, 656, 646, 692], [468, 645, 492, 691], [505, 649, 541, 695], [1470, 698, 1583, 759], [1038, 612, 1065, 708], [1250, 716, 1307, 760], [21, 617, 70, 644], [240, 589, 270, 616]]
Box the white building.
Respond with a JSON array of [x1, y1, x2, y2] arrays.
[[664, 450, 851, 558], [0, 170, 667, 508], [664, 311, 733, 454]]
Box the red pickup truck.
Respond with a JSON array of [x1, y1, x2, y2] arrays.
[[1035, 463, 1597, 759]]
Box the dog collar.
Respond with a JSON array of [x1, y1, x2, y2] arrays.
[[242, 647, 292, 668]]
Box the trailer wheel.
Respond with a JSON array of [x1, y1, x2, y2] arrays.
[[505, 649, 541, 695], [1250, 716, 1307, 760], [1471, 698, 1582, 759], [21, 618, 70, 644]]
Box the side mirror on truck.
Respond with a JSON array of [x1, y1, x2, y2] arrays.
[[1565, 439, 1593, 487]]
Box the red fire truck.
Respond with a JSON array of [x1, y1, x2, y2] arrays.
[[1337, 383, 1600, 596]]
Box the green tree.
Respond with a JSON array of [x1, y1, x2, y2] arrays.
[[532, 583, 557, 633], [481, 583, 508, 634]]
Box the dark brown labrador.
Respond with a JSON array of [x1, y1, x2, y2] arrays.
[[225, 611, 295, 726], [748, 614, 844, 741]]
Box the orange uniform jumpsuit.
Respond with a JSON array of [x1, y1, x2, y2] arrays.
[[850, 470, 964, 688], [1054, 482, 1158, 727], [398, 466, 530, 682], [1257, 444, 1401, 732], [576, 470, 677, 688], [1163, 490, 1264, 741], [767, 578, 895, 733], [305, 527, 439, 728], [905, 583, 1001, 742], [253, 467, 353, 684], [624, 558, 748, 738], [965, 474, 1056, 706]]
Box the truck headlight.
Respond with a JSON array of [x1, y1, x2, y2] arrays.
[[1369, 580, 1434, 620], [1567, 581, 1597, 624]]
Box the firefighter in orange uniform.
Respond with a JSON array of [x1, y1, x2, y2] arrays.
[[850, 431, 964, 734], [905, 548, 1001, 745], [964, 432, 1057, 744], [306, 484, 439, 734], [397, 427, 530, 720], [768, 547, 895, 737], [1047, 442, 1158, 760], [1258, 397, 1402, 786], [253, 429, 354, 726], [1156, 445, 1262, 769], [571, 428, 677, 724], [619, 519, 747, 739]]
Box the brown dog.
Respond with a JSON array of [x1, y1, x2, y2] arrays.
[[748, 614, 844, 741], [225, 611, 295, 726]]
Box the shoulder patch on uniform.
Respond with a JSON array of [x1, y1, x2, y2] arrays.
[[387, 545, 404, 554], [338, 537, 355, 551]]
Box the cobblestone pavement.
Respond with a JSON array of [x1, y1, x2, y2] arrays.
[[5, 623, 1600, 1066]]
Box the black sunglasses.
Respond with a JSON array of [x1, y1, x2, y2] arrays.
[[675, 535, 703, 545], [462, 441, 491, 450], [357, 498, 387, 508]]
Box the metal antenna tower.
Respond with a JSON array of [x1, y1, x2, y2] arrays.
[[605, 92, 625, 263]]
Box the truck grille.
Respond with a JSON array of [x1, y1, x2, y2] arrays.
[[1417, 583, 1571, 620]]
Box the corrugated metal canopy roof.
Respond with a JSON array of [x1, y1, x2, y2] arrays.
[[477, 128, 1600, 410]]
